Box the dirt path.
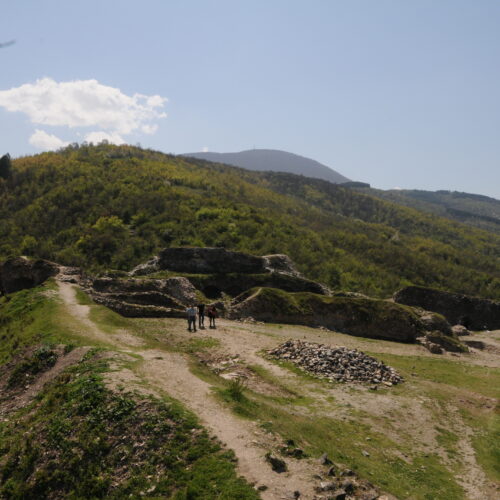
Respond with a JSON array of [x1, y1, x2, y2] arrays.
[[57, 280, 321, 499]]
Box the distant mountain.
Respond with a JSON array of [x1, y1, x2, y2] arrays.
[[182, 149, 351, 184], [354, 187, 500, 235]]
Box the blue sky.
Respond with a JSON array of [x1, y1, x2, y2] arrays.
[[1, 0, 500, 199]]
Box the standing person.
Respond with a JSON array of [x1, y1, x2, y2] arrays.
[[186, 305, 197, 332], [207, 305, 218, 329], [197, 302, 205, 329]]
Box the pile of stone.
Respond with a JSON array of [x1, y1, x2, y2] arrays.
[[268, 340, 403, 385]]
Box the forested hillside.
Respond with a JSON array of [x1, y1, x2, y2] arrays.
[[1, 143, 499, 299], [356, 187, 500, 235]]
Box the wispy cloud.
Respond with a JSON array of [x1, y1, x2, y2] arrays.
[[0, 77, 167, 150]]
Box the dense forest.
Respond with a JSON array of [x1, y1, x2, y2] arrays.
[[358, 186, 500, 235], [0, 143, 499, 300]]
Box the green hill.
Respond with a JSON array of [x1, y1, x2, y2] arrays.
[[0, 143, 499, 299], [355, 187, 500, 235]]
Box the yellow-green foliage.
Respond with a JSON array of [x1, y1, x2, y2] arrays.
[[1, 143, 499, 299]]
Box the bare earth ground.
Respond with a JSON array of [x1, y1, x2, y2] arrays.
[[56, 280, 500, 500]]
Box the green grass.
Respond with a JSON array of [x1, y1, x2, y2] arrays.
[[435, 426, 460, 461], [0, 282, 82, 364], [368, 352, 500, 399], [462, 408, 500, 483], [0, 356, 259, 499], [177, 336, 220, 354], [73, 286, 94, 306]]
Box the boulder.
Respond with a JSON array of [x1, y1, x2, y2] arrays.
[[451, 324, 470, 336], [129, 256, 159, 276], [417, 330, 468, 354], [0, 257, 59, 294], [393, 285, 500, 330], [229, 287, 425, 342]]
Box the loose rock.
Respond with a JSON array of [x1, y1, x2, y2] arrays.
[[268, 340, 403, 385], [265, 452, 288, 473]]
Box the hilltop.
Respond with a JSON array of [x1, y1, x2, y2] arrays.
[[0, 143, 499, 300], [183, 149, 351, 184]]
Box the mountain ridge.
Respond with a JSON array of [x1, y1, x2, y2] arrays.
[[182, 148, 351, 184]]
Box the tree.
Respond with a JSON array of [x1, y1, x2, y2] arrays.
[[0, 154, 12, 180]]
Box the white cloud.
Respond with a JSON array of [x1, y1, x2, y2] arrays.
[[29, 129, 69, 150], [202, 146, 209, 152], [84, 131, 125, 145], [0, 77, 167, 148]]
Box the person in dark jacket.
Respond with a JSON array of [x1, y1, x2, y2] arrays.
[[207, 305, 218, 329]]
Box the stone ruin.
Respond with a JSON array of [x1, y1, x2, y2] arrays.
[[268, 339, 403, 385], [394, 285, 500, 331]]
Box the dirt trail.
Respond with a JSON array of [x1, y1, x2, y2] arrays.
[[57, 280, 320, 499]]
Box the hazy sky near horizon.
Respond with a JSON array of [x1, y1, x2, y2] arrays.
[[1, 1, 500, 199]]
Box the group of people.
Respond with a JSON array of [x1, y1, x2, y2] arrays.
[[186, 302, 218, 332]]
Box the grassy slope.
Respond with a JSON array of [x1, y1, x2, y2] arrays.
[[0, 285, 258, 499], [0, 144, 499, 299]]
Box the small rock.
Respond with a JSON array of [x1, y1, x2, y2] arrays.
[[341, 469, 355, 476], [340, 479, 355, 494], [330, 489, 347, 500], [292, 447, 305, 458], [327, 465, 337, 476], [265, 453, 287, 473], [452, 324, 470, 336], [319, 452, 333, 465], [362, 450, 370, 457], [319, 481, 336, 491]]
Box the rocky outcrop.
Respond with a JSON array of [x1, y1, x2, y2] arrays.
[[129, 256, 159, 276], [91, 293, 186, 318], [186, 272, 328, 299], [393, 285, 500, 330], [268, 340, 403, 385], [0, 257, 59, 294], [129, 247, 330, 298], [228, 287, 428, 342], [417, 330, 469, 354], [134, 247, 304, 277], [88, 276, 198, 318], [92, 276, 197, 305]]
